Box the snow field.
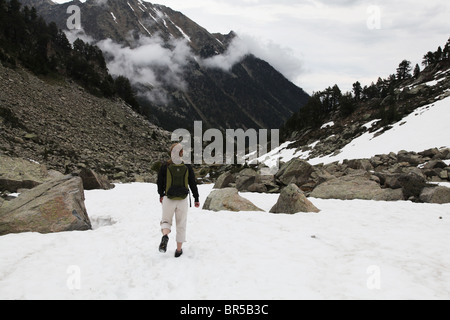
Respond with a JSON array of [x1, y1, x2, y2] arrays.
[[1, 183, 449, 300]]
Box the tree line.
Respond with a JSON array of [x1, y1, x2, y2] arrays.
[[0, 0, 139, 111], [282, 37, 450, 138]]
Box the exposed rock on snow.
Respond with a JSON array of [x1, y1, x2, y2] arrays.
[[270, 184, 320, 214], [202, 188, 264, 212], [0, 155, 52, 192], [310, 172, 404, 201], [0, 175, 91, 236], [213, 171, 234, 189], [77, 168, 115, 191], [420, 186, 450, 204], [275, 159, 313, 187], [213, 169, 278, 194]]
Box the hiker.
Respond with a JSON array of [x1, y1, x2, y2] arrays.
[[157, 143, 200, 258]]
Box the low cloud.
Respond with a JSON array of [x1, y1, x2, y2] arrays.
[[97, 36, 194, 104], [201, 34, 304, 82], [64, 28, 95, 44], [66, 29, 304, 105]]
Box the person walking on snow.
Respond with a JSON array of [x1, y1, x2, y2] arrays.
[[157, 143, 200, 258]]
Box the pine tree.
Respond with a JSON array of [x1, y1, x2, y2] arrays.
[[413, 64, 420, 79], [340, 92, 355, 117], [422, 51, 435, 67], [435, 46, 443, 62], [396, 60, 412, 80], [444, 38, 450, 60], [353, 81, 362, 101], [115, 76, 140, 112]]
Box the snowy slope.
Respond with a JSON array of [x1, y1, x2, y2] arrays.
[[1, 183, 449, 300], [258, 95, 450, 168]]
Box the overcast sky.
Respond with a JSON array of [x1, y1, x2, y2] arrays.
[[54, 0, 449, 94]]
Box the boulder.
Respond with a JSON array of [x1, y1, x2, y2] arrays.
[[78, 167, 114, 190], [275, 159, 313, 187], [420, 186, 450, 204], [419, 148, 440, 158], [377, 172, 427, 200], [213, 171, 235, 189], [395, 172, 428, 200], [0, 175, 91, 236], [202, 188, 264, 212], [235, 168, 258, 191], [243, 172, 278, 193], [0, 155, 52, 192], [397, 151, 422, 166], [423, 160, 447, 169], [270, 184, 320, 214], [310, 173, 404, 201], [346, 159, 374, 171]]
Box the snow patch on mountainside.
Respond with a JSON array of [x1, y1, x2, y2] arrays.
[[259, 95, 450, 167]]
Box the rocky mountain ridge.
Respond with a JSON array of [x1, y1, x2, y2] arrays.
[[20, 0, 310, 131]]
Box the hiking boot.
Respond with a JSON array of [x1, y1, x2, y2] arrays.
[[159, 235, 169, 253], [175, 249, 183, 258]]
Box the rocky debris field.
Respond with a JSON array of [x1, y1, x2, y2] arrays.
[[213, 147, 450, 205], [0, 63, 171, 182]]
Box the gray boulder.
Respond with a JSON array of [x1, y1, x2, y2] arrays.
[[420, 186, 450, 204], [423, 160, 447, 170], [202, 188, 264, 212], [235, 168, 258, 191], [346, 159, 374, 171], [78, 167, 114, 190], [275, 159, 313, 187], [270, 184, 320, 214], [310, 173, 404, 201], [0, 175, 91, 236], [377, 172, 427, 200], [0, 155, 53, 192], [213, 171, 235, 189]]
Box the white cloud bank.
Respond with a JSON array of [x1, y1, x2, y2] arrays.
[[202, 34, 303, 81], [98, 36, 192, 90]]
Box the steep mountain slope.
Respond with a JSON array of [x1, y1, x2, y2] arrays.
[[0, 62, 171, 180], [272, 59, 450, 166], [19, 0, 310, 131]]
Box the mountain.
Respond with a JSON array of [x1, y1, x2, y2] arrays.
[[279, 42, 450, 164], [20, 0, 310, 131], [0, 61, 171, 180], [1, 0, 173, 180]]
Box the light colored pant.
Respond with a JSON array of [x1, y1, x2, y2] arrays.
[[160, 197, 189, 243]]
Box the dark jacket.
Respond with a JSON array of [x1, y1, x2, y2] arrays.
[[157, 162, 200, 203]]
